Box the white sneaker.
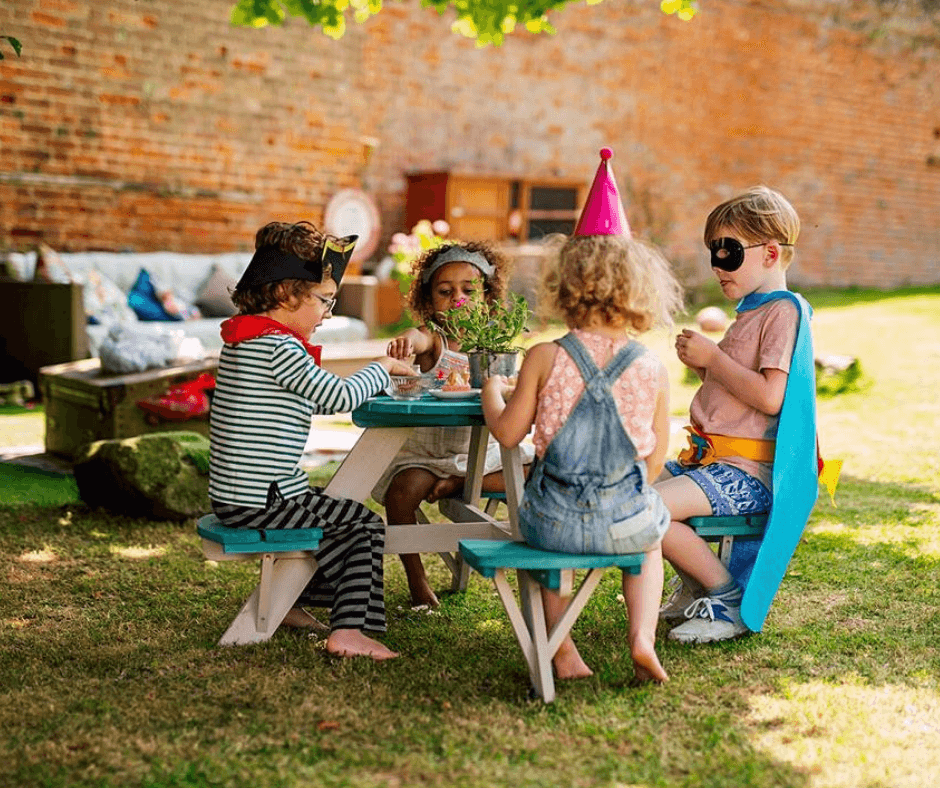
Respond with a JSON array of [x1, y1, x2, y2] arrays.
[[659, 573, 706, 622], [667, 596, 749, 643]]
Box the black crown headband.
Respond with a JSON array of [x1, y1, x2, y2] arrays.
[[236, 234, 358, 290]]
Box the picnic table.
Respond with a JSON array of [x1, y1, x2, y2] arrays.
[[328, 395, 524, 553], [201, 393, 645, 702], [202, 394, 524, 645]]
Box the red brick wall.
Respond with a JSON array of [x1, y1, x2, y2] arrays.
[[1, 0, 938, 288]]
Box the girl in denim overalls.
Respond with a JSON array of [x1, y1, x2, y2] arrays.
[[482, 228, 683, 684]]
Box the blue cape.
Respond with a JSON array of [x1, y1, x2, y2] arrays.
[[725, 290, 819, 632]]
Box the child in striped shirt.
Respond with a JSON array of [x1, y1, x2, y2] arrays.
[[209, 220, 415, 660]]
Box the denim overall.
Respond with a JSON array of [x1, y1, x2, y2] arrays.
[[518, 333, 670, 555]]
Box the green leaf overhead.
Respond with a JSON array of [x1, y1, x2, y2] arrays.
[[230, 0, 696, 45]]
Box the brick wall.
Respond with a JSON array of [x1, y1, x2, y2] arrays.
[[1, 0, 938, 288]]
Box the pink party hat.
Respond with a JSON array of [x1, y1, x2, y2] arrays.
[[573, 147, 631, 238]]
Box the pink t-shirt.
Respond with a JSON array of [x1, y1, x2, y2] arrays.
[[688, 298, 798, 488], [532, 329, 664, 460]]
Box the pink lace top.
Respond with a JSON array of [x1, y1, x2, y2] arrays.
[[532, 329, 663, 459]]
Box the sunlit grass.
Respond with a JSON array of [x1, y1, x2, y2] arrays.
[[1, 288, 939, 787]]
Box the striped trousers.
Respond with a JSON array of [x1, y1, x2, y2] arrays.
[[212, 487, 387, 633]]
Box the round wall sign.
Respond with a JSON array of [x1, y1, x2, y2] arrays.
[[324, 189, 381, 266]]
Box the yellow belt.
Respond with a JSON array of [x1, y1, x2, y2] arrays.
[[677, 425, 776, 466]]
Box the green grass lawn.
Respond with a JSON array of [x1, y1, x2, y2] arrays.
[[1, 287, 939, 788]]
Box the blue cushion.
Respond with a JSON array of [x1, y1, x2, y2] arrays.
[[127, 268, 181, 321]]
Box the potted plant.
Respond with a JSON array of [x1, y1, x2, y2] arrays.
[[440, 285, 530, 388]]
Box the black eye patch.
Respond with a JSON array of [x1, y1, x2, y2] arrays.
[[709, 238, 746, 271], [708, 238, 766, 271]]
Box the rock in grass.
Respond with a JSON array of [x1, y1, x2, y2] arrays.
[[73, 431, 210, 520]]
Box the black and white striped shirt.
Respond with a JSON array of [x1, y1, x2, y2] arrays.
[[209, 334, 390, 507]]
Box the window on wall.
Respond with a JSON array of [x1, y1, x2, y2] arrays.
[[512, 181, 584, 241]]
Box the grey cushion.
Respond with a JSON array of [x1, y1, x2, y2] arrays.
[[194, 265, 238, 317]]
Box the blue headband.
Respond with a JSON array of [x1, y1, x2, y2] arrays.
[[421, 246, 495, 283]]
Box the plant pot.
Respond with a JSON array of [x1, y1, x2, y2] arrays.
[[467, 351, 518, 389]]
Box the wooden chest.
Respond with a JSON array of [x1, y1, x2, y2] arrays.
[[39, 357, 218, 458]]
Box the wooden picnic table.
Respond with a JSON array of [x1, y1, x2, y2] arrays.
[[204, 393, 526, 645], [326, 395, 525, 554]]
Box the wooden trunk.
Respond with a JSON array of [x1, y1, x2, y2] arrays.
[[39, 357, 218, 458]]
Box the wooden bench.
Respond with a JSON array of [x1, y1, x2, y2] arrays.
[[686, 514, 768, 566], [197, 514, 323, 646], [458, 538, 645, 703]]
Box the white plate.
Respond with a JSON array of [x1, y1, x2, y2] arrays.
[[429, 389, 481, 400]]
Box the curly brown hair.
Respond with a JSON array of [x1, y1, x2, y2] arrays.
[[540, 234, 683, 333], [406, 241, 510, 326], [231, 220, 329, 315], [232, 279, 318, 316]]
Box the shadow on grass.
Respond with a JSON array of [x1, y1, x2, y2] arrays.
[[1, 472, 937, 787]]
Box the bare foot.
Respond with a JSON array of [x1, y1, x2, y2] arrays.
[[409, 582, 439, 608], [426, 475, 463, 504], [326, 629, 399, 661], [553, 638, 594, 680], [281, 607, 329, 632], [630, 636, 668, 684]]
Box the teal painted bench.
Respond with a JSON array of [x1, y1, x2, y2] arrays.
[[687, 514, 768, 566], [197, 514, 323, 646], [459, 538, 645, 703], [480, 491, 506, 517]]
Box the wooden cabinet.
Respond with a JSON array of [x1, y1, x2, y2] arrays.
[[405, 171, 585, 243], [405, 172, 510, 241]]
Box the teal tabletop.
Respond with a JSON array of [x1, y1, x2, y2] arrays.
[[352, 394, 485, 428]]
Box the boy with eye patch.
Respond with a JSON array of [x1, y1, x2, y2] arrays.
[[653, 186, 819, 644]]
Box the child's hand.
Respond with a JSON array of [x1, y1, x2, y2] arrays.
[[380, 357, 419, 376], [386, 337, 414, 360], [676, 328, 718, 370], [483, 374, 513, 400]]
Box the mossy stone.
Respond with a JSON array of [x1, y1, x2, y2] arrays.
[[73, 431, 210, 520]]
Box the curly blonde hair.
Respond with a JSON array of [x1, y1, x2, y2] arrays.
[[540, 234, 684, 333], [704, 186, 801, 270], [232, 220, 329, 315], [406, 241, 510, 326]]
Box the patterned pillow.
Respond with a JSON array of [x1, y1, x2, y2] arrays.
[[32, 242, 73, 284], [160, 289, 202, 321], [83, 270, 138, 326]]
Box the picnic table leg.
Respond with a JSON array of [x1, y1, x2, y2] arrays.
[[490, 566, 609, 702], [324, 427, 412, 502], [491, 568, 556, 702], [434, 425, 489, 592], [544, 569, 605, 658], [218, 554, 319, 646]]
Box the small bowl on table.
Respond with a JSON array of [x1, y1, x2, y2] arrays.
[[386, 374, 432, 401]]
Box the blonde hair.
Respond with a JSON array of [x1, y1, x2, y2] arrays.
[[540, 234, 684, 333], [704, 186, 801, 269]]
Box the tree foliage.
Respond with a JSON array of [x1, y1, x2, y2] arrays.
[[0, 36, 21, 59], [230, 0, 697, 46]]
